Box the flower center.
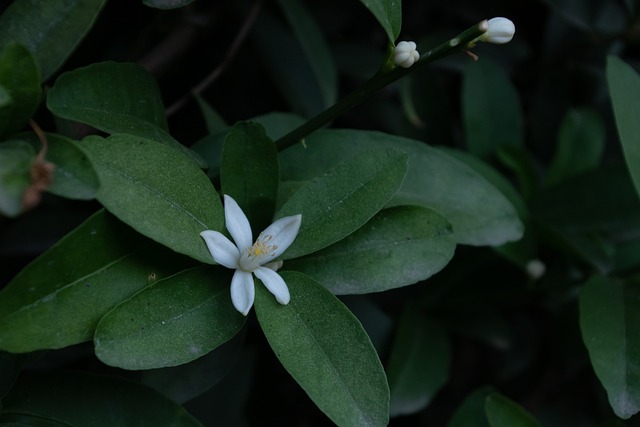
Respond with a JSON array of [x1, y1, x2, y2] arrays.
[[239, 233, 278, 271]]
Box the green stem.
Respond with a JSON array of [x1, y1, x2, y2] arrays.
[[275, 21, 488, 151]]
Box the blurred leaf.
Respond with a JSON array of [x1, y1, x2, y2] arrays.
[[0, 85, 11, 107], [277, 147, 408, 259], [253, 9, 327, 117], [142, 0, 196, 9], [485, 393, 543, 427], [21, 132, 98, 200], [287, 205, 455, 294], [277, 0, 337, 107], [80, 134, 224, 264], [141, 331, 244, 404], [542, 0, 627, 35], [279, 129, 523, 246], [0, 0, 106, 81], [0, 42, 40, 139], [580, 275, 640, 419], [447, 386, 494, 427], [357, 0, 402, 41], [387, 307, 451, 416], [1, 371, 201, 426], [545, 108, 605, 186], [195, 94, 227, 134], [251, 111, 306, 140], [0, 210, 195, 352], [94, 266, 245, 370], [0, 352, 23, 400], [607, 56, 640, 199], [342, 296, 393, 354], [254, 271, 389, 427], [47, 61, 204, 166], [220, 122, 279, 231], [496, 145, 538, 201], [190, 129, 228, 179], [463, 58, 523, 160], [0, 140, 33, 217]]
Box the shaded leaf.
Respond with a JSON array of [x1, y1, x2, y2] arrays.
[[251, 111, 306, 140], [485, 393, 543, 427], [1, 371, 201, 427], [80, 134, 224, 264], [220, 122, 279, 231], [387, 307, 451, 416], [94, 266, 245, 370], [447, 386, 493, 427], [255, 271, 389, 427], [607, 56, 640, 199], [142, 0, 196, 9], [0, 0, 106, 80], [0, 42, 40, 139], [277, 147, 408, 259], [358, 0, 402, 41], [0, 140, 33, 217], [580, 275, 640, 419], [0, 210, 195, 352], [287, 206, 455, 294]]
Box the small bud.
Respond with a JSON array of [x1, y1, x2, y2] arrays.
[[525, 259, 546, 280], [393, 41, 420, 68], [479, 17, 515, 44]]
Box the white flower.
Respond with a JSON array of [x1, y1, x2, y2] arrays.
[[393, 41, 420, 68], [478, 17, 515, 44], [200, 195, 302, 316]]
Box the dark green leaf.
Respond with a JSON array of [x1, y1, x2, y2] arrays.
[[1, 371, 202, 427], [387, 307, 451, 416], [607, 56, 640, 199], [142, 0, 196, 9], [80, 134, 224, 264], [251, 111, 306, 140], [94, 266, 245, 370], [0, 210, 195, 352], [580, 275, 640, 419], [277, 0, 337, 107], [0, 0, 107, 80], [286, 206, 455, 294], [484, 393, 543, 427], [0, 42, 40, 139], [220, 122, 279, 231], [545, 108, 605, 186], [277, 147, 408, 259], [463, 58, 524, 160], [280, 129, 523, 246], [254, 271, 389, 427], [0, 352, 23, 400], [447, 386, 493, 427], [358, 0, 402, 41], [195, 94, 227, 134], [0, 140, 33, 217]]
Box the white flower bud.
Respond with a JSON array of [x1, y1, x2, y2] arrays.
[[479, 17, 515, 44], [393, 41, 420, 68], [525, 259, 546, 280]]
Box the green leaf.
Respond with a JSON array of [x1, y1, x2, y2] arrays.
[[607, 56, 640, 199], [0, 210, 195, 352], [484, 393, 543, 427], [94, 266, 245, 370], [387, 307, 451, 416], [47, 61, 204, 166], [142, 0, 196, 9], [80, 134, 224, 264], [545, 108, 605, 186], [251, 112, 306, 140], [277, 147, 408, 259], [254, 271, 389, 427], [195, 94, 227, 134], [0, 0, 106, 81], [0, 352, 23, 400], [1, 371, 202, 427], [463, 58, 524, 160], [286, 206, 455, 294], [0, 140, 33, 217], [279, 129, 523, 246], [358, 0, 402, 41], [580, 275, 640, 419], [21, 133, 98, 200], [220, 122, 279, 231], [447, 386, 494, 427], [0, 42, 41, 138], [276, 0, 337, 107]]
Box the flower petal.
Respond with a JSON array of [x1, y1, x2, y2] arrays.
[[254, 266, 290, 305], [200, 230, 240, 269], [230, 270, 255, 316], [257, 214, 302, 259], [223, 194, 253, 251]]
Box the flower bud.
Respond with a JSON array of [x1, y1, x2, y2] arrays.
[[479, 17, 515, 44], [393, 41, 420, 68]]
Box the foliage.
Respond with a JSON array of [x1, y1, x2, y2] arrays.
[[1, 0, 640, 426]]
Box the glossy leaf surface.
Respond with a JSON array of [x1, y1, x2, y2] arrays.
[[358, 0, 402, 41]]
